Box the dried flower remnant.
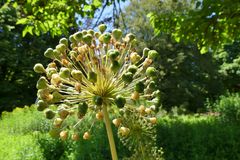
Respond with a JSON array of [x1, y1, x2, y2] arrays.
[[34, 24, 161, 160]]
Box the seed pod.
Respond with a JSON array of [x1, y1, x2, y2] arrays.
[[73, 31, 83, 41], [143, 48, 150, 57], [44, 108, 55, 119], [111, 60, 121, 73], [71, 70, 82, 81], [131, 91, 140, 101], [87, 29, 94, 35], [93, 96, 103, 106], [145, 108, 152, 114], [96, 111, 104, 120], [112, 118, 121, 127], [125, 33, 135, 42], [88, 71, 97, 83], [108, 49, 120, 61], [143, 58, 153, 68], [146, 67, 157, 77], [49, 128, 60, 138], [77, 102, 88, 118], [100, 32, 111, 44], [60, 130, 68, 140], [60, 67, 70, 79], [114, 95, 126, 108], [137, 105, 145, 114], [75, 82, 81, 92], [48, 62, 57, 68], [135, 81, 145, 93], [51, 74, 61, 86], [112, 29, 122, 41], [148, 81, 156, 90], [148, 50, 159, 60], [58, 109, 69, 119], [128, 65, 138, 74], [83, 131, 90, 140], [122, 72, 133, 83], [44, 48, 55, 59], [94, 32, 101, 38], [53, 118, 63, 127], [36, 77, 49, 89], [98, 24, 107, 33], [130, 52, 141, 64], [56, 44, 67, 53], [119, 127, 130, 136], [34, 63, 45, 73], [72, 133, 80, 141], [53, 49, 61, 59], [149, 117, 157, 124], [37, 100, 48, 111], [82, 30, 87, 35], [69, 35, 76, 43], [59, 38, 68, 47], [46, 68, 57, 79], [82, 34, 93, 45], [69, 51, 78, 59]]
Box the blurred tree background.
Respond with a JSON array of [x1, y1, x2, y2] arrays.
[[0, 0, 239, 113]]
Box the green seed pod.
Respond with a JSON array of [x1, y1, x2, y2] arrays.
[[93, 95, 103, 106], [87, 29, 95, 35], [71, 70, 82, 81], [46, 68, 57, 79], [130, 52, 141, 64], [69, 35, 76, 43], [69, 51, 78, 59], [82, 34, 93, 45], [49, 128, 60, 138], [125, 33, 135, 42], [148, 81, 156, 90], [88, 71, 97, 83], [143, 48, 150, 57], [148, 50, 159, 60], [122, 72, 133, 83], [108, 49, 120, 61], [53, 49, 61, 59], [59, 67, 71, 79], [98, 24, 107, 33], [37, 100, 48, 111], [58, 109, 69, 119], [78, 102, 88, 116], [34, 63, 45, 73], [82, 30, 87, 35], [111, 60, 121, 73], [73, 31, 83, 41], [52, 91, 64, 103], [59, 38, 68, 47], [101, 32, 111, 44], [56, 44, 67, 53], [112, 29, 122, 41], [44, 48, 55, 59], [44, 108, 55, 119], [146, 67, 157, 77], [135, 81, 145, 93], [36, 77, 49, 89], [114, 95, 126, 108], [94, 32, 101, 38], [128, 65, 138, 74]]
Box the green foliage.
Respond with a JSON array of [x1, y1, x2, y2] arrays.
[[0, 3, 59, 112], [157, 115, 240, 160], [121, 0, 225, 112], [148, 0, 240, 53], [0, 106, 130, 159], [211, 92, 240, 123]]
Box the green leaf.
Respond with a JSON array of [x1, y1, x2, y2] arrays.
[[16, 18, 29, 25], [22, 25, 34, 37]]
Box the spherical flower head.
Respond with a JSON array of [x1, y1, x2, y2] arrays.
[[33, 24, 159, 144]]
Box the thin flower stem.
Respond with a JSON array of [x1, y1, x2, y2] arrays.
[[103, 105, 118, 160]]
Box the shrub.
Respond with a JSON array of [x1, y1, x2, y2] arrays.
[[213, 92, 240, 123], [157, 115, 240, 160]]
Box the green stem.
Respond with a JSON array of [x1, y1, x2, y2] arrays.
[[103, 105, 118, 160]]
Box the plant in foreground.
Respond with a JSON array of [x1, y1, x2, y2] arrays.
[[34, 24, 162, 159]]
